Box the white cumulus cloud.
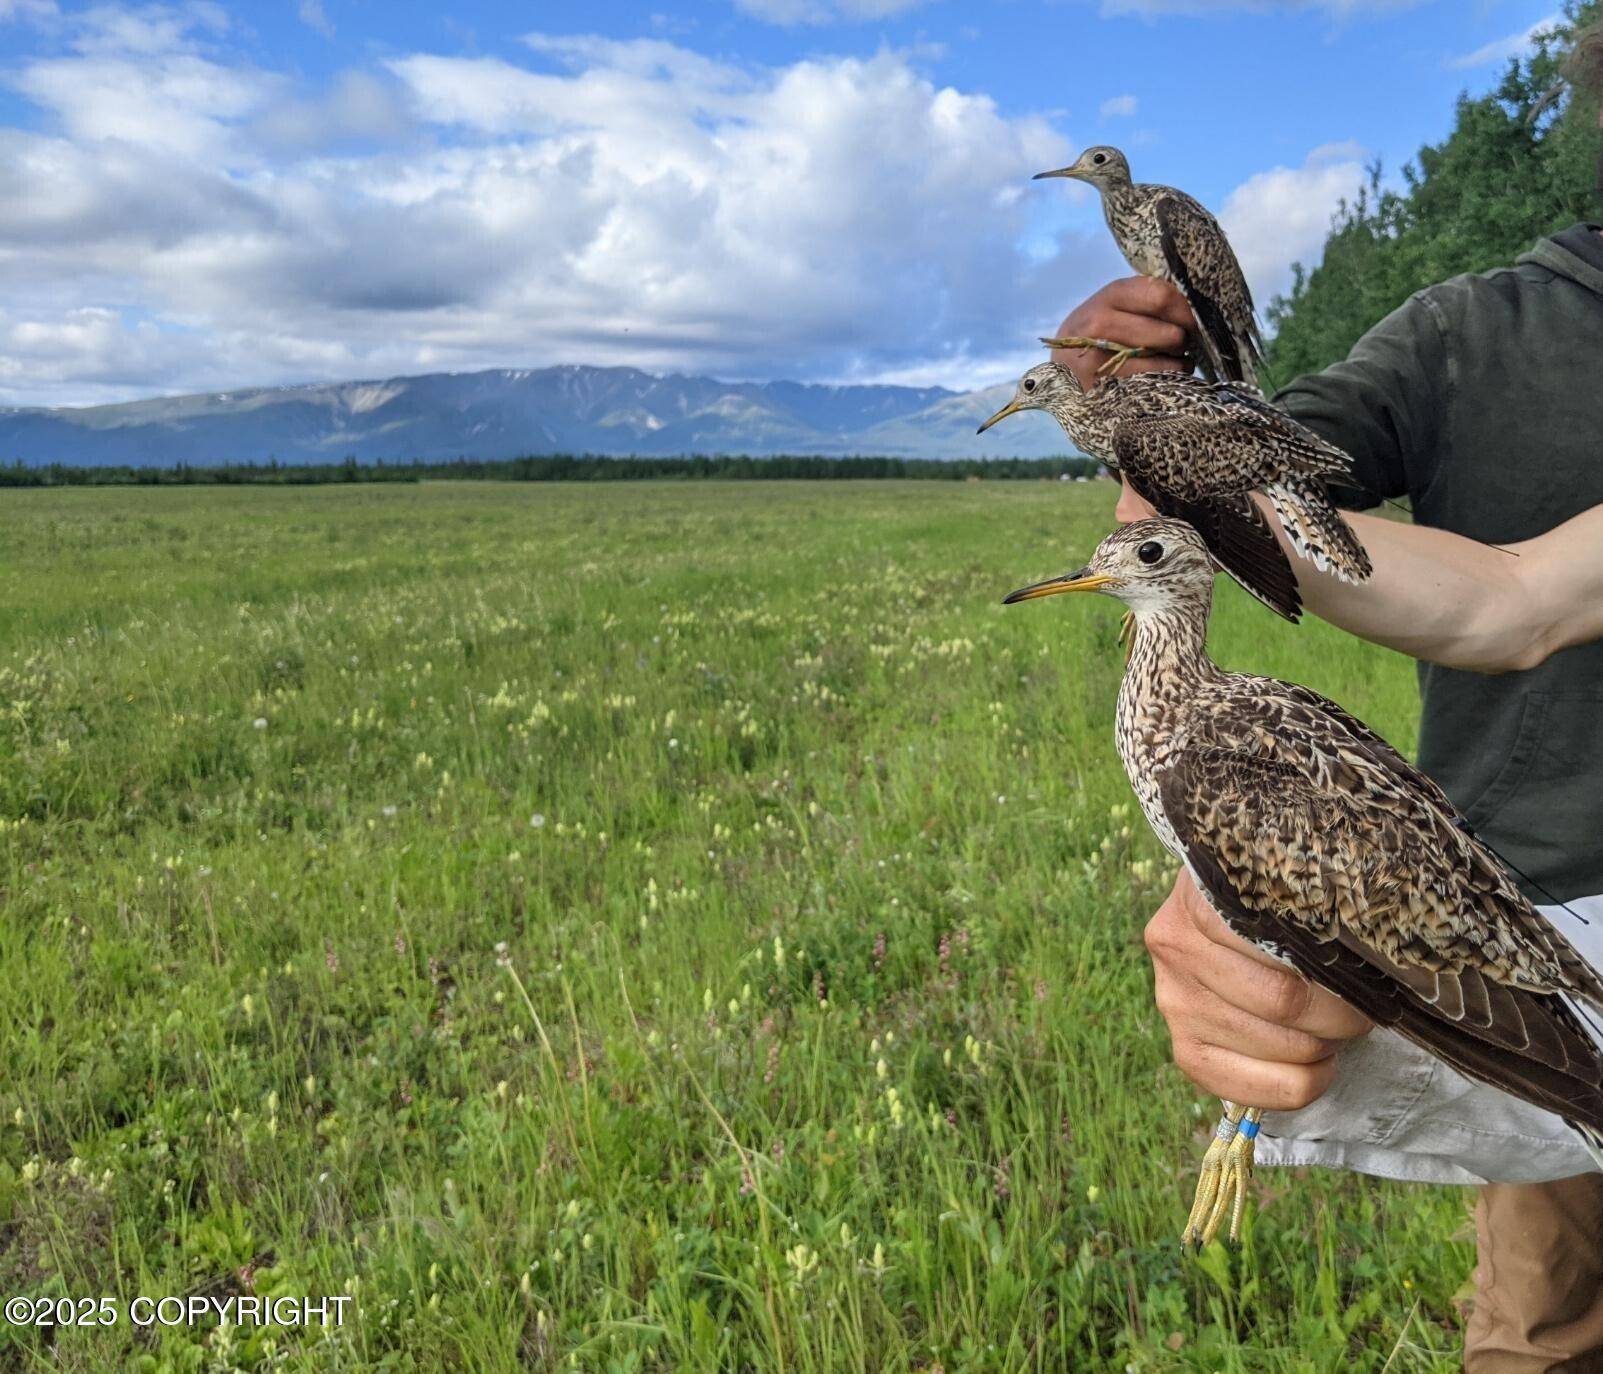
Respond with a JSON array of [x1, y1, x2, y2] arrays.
[[1098, 93, 1139, 118], [0, 2, 1387, 409], [1219, 140, 1367, 306], [733, 0, 928, 25], [1448, 13, 1563, 70], [0, 8, 1119, 406]]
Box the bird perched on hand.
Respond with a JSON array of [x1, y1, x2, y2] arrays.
[[1034, 146, 1263, 385], [1003, 518, 1603, 1247], [977, 362, 1372, 620]]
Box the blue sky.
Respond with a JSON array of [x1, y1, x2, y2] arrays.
[[0, 0, 1576, 407]]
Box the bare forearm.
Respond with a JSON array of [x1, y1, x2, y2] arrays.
[[1258, 500, 1603, 672]]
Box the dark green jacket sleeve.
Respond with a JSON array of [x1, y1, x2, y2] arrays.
[[1273, 290, 1452, 509]]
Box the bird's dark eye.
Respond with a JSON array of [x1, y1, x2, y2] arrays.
[[1092, 152, 1107, 165], [1137, 540, 1163, 565], [1022, 377, 1036, 393]]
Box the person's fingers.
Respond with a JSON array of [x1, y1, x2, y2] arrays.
[[1152, 959, 1340, 1067], [1167, 1034, 1340, 1111], [1154, 910, 1365, 1038], [1188, 934, 1370, 1040], [1145, 868, 1368, 1111], [1176, 873, 1281, 965], [1056, 277, 1195, 339], [1159, 876, 1374, 1039], [1055, 308, 1190, 358], [1048, 277, 1197, 387], [1098, 276, 1196, 333]]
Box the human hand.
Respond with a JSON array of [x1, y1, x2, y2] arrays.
[[1115, 478, 1158, 523], [1048, 277, 1194, 389], [1144, 869, 1374, 1109]]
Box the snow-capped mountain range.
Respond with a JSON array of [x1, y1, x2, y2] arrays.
[[0, 364, 1075, 467]]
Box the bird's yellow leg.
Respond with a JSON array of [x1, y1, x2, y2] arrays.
[[1182, 1101, 1245, 1248], [1038, 336, 1154, 376], [1199, 1106, 1264, 1248]]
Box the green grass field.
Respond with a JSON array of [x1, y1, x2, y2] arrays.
[[1, 481, 1472, 1372]]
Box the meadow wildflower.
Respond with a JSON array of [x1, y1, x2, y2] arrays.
[[784, 1243, 819, 1285]]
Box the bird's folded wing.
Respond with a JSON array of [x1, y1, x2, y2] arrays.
[[1157, 737, 1603, 1132], [1152, 193, 1263, 385], [1271, 680, 1459, 819], [1116, 472, 1301, 623], [1191, 685, 1601, 999], [1109, 408, 1351, 503]]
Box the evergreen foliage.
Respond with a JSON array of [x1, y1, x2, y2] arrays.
[[1266, 1, 1602, 381], [0, 453, 1099, 488]]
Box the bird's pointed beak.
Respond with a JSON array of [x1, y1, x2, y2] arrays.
[[1032, 166, 1079, 181], [976, 398, 1024, 435], [1002, 567, 1119, 605]]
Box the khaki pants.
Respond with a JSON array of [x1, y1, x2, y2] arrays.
[[1466, 1174, 1603, 1372]]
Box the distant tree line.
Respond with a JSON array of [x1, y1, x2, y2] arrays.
[[0, 453, 1101, 488], [1266, 0, 1602, 380]]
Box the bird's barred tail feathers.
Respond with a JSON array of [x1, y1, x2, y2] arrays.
[[1266, 480, 1373, 585]]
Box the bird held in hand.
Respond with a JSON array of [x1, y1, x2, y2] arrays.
[[977, 362, 1372, 618], [1035, 146, 1263, 385], [1003, 518, 1603, 1246]]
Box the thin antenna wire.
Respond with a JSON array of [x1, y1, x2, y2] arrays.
[[1457, 815, 1590, 926]]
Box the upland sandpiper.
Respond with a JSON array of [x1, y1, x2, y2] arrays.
[[977, 362, 1371, 619], [1003, 518, 1603, 1245], [1035, 146, 1263, 384]]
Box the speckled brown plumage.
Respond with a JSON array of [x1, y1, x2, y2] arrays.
[[1036, 146, 1263, 385], [1007, 519, 1603, 1159], [978, 362, 1373, 617]]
